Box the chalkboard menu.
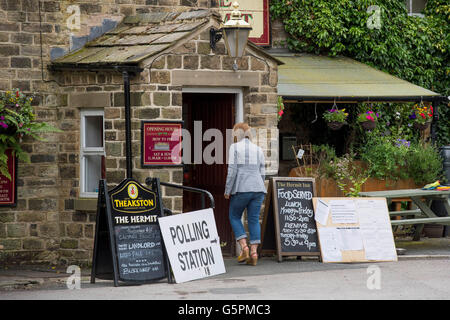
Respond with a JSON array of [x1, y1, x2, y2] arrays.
[[260, 177, 320, 262], [91, 178, 171, 286], [115, 224, 165, 281]]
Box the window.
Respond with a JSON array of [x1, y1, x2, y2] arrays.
[[80, 110, 105, 197], [406, 0, 427, 17]]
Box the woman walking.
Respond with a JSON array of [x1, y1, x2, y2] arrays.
[[224, 123, 266, 266]]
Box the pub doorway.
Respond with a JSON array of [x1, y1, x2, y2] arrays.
[[182, 92, 236, 256]]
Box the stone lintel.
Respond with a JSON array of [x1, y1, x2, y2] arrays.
[[172, 70, 259, 87]]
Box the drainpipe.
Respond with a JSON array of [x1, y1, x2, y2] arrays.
[[122, 70, 133, 179]]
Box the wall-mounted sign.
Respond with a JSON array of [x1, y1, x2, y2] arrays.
[[0, 149, 17, 207], [141, 121, 183, 167], [219, 0, 270, 46]]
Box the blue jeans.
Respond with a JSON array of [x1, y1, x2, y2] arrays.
[[229, 192, 265, 245]]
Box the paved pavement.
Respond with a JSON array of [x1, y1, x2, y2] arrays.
[[0, 237, 449, 300]]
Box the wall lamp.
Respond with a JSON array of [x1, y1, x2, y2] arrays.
[[210, 2, 252, 70]]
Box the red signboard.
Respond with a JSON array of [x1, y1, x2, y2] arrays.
[[0, 149, 17, 207], [141, 121, 183, 166]]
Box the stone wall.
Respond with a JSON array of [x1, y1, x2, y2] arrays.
[[0, 1, 278, 266]]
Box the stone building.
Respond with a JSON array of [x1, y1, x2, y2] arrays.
[[0, 1, 281, 265]]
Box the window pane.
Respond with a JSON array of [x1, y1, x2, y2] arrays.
[[406, 0, 412, 12], [412, 0, 426, 14], [84, 155, 102, 193], [406, 0, 427, 14], [85, 115, 103, 148]]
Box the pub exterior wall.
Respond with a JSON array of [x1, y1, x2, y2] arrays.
[[0, 1, 279, 265]]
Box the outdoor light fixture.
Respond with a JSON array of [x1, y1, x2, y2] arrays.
[[210, 2, 252, 71]]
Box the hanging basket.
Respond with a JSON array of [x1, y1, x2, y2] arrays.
[[413, 121, 431, 131], [327, 121, 345, 130], [360, 120, 376, 130]]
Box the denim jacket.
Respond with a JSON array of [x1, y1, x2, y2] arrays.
[[224, 138, 266, 195]]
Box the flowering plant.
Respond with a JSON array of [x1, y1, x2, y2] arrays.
[[409, 103, 433, 125], [395, 138, 410, 148], [357, 110, 379, 123], [322, 108, 348, 123], [0, 89, 60, 179], [277, 96, 285, 121]]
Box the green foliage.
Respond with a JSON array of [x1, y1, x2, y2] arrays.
[[359, 134, 410, 181], [406, 142, 443, 184], [358, 133, 443, 184], [0, 89, 61, 180], [312, 144, 337, 177], [329, 153, 369, 197], [271, 0, 450, 145]]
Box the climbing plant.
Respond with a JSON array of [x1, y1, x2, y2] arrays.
[[271, 0, 449, 145]]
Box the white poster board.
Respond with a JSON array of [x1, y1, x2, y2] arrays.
[[313, 197, 397, 263], [158, 208, 226, 283]]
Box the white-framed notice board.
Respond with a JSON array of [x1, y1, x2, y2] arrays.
[[313, 197, 397, 263]]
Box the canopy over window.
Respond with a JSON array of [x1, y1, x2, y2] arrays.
[[275, 53, 442, 102]]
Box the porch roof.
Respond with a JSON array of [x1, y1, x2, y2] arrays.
[[50, 10, 214, 67], [275, 53, 441, 102]]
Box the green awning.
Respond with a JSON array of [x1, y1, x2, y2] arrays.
[[276, 54, 440, 101]]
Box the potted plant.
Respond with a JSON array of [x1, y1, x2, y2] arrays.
[[0, 89, 60, 179], [357, 110, 379, 130], [322, 107, 348, 130], [409, 102, 433, 130]]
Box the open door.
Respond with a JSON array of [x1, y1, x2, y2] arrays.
[[182, 93, 235, 256]]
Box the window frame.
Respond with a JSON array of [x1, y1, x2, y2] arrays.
[[406, 0, 426, 17], [80, 109, 105, 198]]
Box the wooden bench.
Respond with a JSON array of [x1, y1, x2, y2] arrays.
[[359, 189, 450, 240]]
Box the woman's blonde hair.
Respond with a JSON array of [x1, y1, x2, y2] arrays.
[[232, 122, 253, 142]]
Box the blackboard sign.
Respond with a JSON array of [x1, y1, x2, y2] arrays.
[[260, 177, 320, 262], [115, 224, 165, 281], [91, 178, 172, 286]]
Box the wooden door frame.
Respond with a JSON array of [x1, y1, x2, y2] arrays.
[[182, 87, 244, 124], [182, 87, 243, 256]]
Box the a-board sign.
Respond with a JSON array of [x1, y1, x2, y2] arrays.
[[158, 208, 226, 283], [260, 177, 320, 262], [141, 121, 183, 167], [91, 178, 172, 286], [0, 149, 17, 207], [313, 197, 397, 263]]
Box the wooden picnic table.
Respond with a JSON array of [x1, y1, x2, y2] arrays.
[[359, 188, 450, 240]]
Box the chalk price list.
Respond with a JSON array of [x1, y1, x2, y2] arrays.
[[276, 184, 318, 251], [115, 225, 165, 279]]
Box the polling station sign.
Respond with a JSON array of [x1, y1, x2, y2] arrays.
[[158, 208, 226, 283]]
